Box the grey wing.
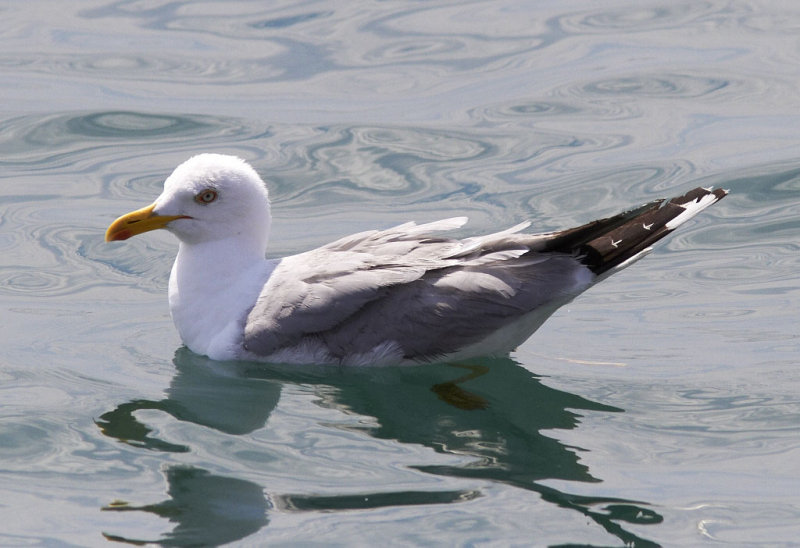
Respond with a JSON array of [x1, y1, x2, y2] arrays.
[[318, 254, 592, 360], [242, 253, 425, 356], [242, 217, 593, 360], [242, 218, 470, 356], [242, 187, 726, 362]]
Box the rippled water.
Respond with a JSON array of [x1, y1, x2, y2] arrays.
[[2, 1, 800, 546]]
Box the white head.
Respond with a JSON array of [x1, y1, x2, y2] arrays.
[[106, 154, 272, 251]]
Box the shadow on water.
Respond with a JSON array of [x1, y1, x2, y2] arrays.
[[98, 349, 662, 546]]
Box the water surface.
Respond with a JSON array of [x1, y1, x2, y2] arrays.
[[1, 1, 799, 545]]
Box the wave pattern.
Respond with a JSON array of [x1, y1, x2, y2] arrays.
[[1, 109, 795, 302], [555, 2, 723, 34], [3, 0, 800, 546], [0, 112, 270, 296]]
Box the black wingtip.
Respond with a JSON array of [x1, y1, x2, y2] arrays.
[[576, 186, 727, 275]]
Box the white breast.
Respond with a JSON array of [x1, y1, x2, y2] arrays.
[[168, 239, 274, 360]]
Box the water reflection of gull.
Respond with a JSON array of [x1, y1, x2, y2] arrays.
[[98, 350, 662, 546]]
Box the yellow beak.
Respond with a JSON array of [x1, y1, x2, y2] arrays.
[[105, 203, 190, 242]]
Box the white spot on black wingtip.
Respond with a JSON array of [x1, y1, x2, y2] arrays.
[[705, 185, 730, 198], [666, 192, 720, 229]]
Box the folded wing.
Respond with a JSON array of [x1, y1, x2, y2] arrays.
[[242, 187, 726, 363]]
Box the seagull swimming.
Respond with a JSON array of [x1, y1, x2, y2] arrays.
[[106, 153, 727, 366]]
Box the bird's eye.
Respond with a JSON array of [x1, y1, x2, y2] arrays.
[[195, 189, 218, 204]]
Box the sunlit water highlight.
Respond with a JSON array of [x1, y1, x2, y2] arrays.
[[1, 1, 799, 545]]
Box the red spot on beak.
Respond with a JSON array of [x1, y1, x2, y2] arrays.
[[113, 230, 133, 241]]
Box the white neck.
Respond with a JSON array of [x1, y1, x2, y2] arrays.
[[168, 236, 274, 360]]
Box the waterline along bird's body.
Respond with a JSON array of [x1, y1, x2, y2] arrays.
[[106, 154, 727, 366]]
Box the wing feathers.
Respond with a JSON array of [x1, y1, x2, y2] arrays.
[[242, 187, 726, 362]]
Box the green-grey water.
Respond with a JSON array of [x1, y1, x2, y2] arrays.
[[1, 1, 799, 546]]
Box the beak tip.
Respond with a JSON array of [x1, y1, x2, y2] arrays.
[[105, 202, 158, 243], [105, 231, 129, 242], [104, 203, 186, 242]]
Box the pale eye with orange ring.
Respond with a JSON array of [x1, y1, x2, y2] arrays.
[[195, 189, 218, 204]]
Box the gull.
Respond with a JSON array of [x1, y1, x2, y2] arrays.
[[106, 154, 726, 366]]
